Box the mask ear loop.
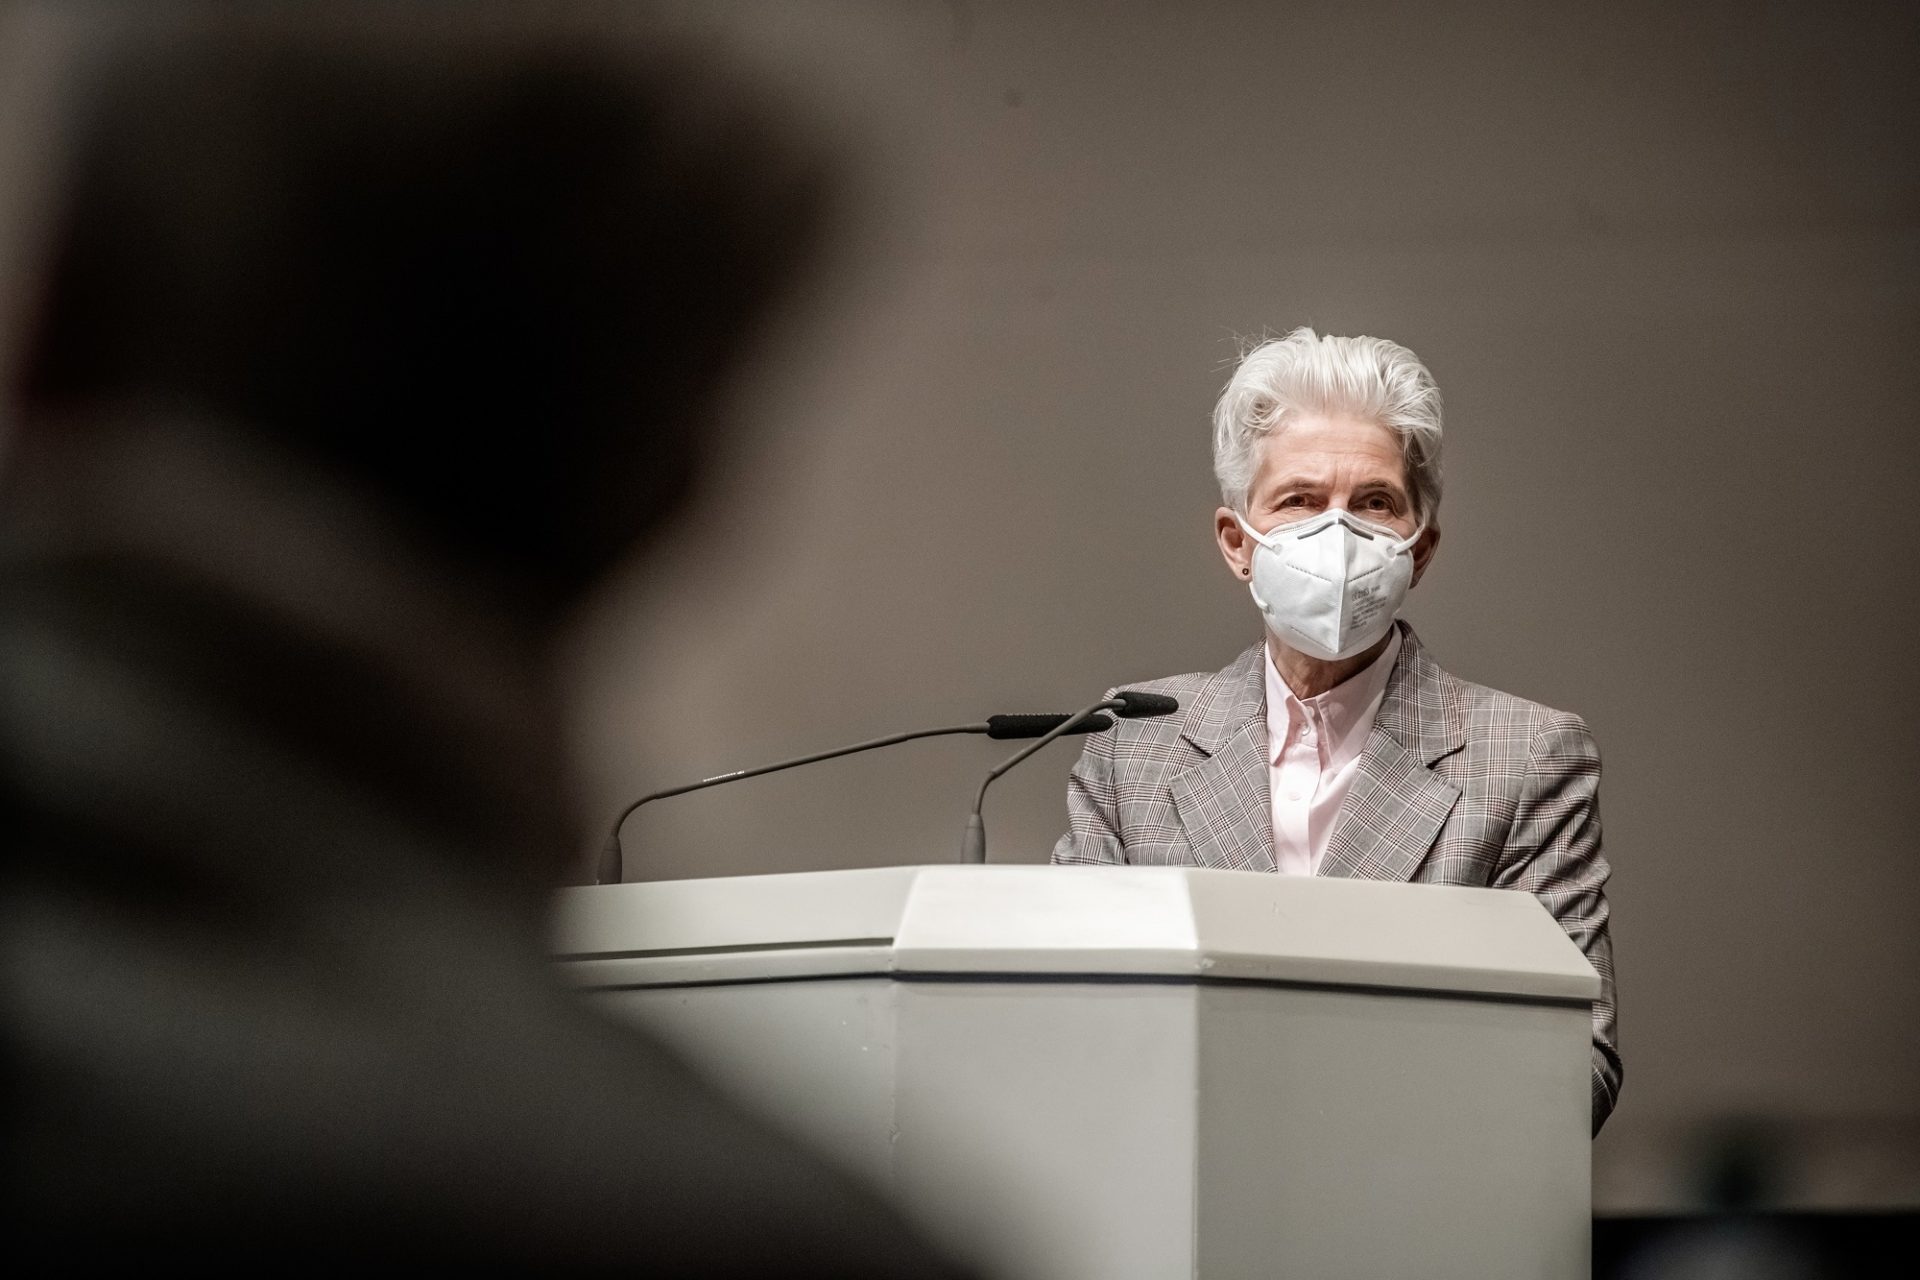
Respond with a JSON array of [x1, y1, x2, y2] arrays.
[[1233, 512, 1272, 547]]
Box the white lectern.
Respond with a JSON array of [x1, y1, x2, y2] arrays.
[[553, 866, 1598, 1280]]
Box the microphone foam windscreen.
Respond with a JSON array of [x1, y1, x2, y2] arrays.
[[1113, 691, 1179, 718], [986, 712, 1116, 739]]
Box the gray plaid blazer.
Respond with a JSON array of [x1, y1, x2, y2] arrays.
[[1050, 622, 1621, 1132]]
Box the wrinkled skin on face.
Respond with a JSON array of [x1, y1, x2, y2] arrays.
[[1214, 413, 1441, 697]]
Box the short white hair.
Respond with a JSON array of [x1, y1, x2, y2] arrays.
[[1211, 326, 1444, 521]]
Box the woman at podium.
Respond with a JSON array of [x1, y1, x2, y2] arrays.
[[1050, 327, 1622, 1134]]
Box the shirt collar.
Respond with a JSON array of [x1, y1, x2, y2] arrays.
[[1263, 627, 1403, 766]]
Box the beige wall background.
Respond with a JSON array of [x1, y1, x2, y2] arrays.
[[568, 0, 1920, 1213]]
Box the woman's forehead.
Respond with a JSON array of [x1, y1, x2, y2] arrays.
[[1254, 415, 1406, 487]]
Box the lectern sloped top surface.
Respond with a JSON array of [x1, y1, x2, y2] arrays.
[[553, 865, 1599, 1001]]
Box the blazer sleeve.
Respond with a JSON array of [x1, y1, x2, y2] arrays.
[[1491, 710, 1622, 1135], [1049, 712, 1125, 865]]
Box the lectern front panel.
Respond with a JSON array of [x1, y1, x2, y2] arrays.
[[556, 867, 1596, 1279]]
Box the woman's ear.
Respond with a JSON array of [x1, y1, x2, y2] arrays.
[[1410, 523, 1442, 587], [1216, 508, 1255, 581]]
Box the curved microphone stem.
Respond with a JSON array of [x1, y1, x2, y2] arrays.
[[961, 697, 1123, 864], [597, 723, 990, 885]]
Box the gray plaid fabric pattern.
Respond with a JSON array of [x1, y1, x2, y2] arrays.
[[1051, 622, 1621, 1132]]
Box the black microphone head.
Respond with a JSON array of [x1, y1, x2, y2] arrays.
[[1113, 690, 1179, 718], [986, 712, 1115, 739]]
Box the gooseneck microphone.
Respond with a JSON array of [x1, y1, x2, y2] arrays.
[[596, 711, 1117, 884], [959, 690, 1179, 864]]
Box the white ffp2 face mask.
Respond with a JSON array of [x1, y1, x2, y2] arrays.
[[1237, 509, 1424, 661]]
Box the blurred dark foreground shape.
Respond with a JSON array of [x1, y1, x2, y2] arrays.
[[0, 6, 970, 1274]]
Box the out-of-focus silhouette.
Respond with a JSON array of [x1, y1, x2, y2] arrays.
[[0, 7, 968, 1274]]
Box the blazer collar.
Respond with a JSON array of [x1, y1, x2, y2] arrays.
[[1178, 622, 1464, 765], [1170, 623, 1467, 882], [1177, 640, 1268, 756], [1319, 622, 1467, 881], [1168, 641, 1273, 871], [1372, 623, 1467, 768]]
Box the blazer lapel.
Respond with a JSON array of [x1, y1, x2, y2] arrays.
[[1320, 624, 1465, 883], [1169, 642, 1276, 873]]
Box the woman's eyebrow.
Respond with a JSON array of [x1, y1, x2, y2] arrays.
[[1267, 474, 1331, 493]]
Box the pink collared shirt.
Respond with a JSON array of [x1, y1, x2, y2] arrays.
[[1264, 628, 1402, 875]]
